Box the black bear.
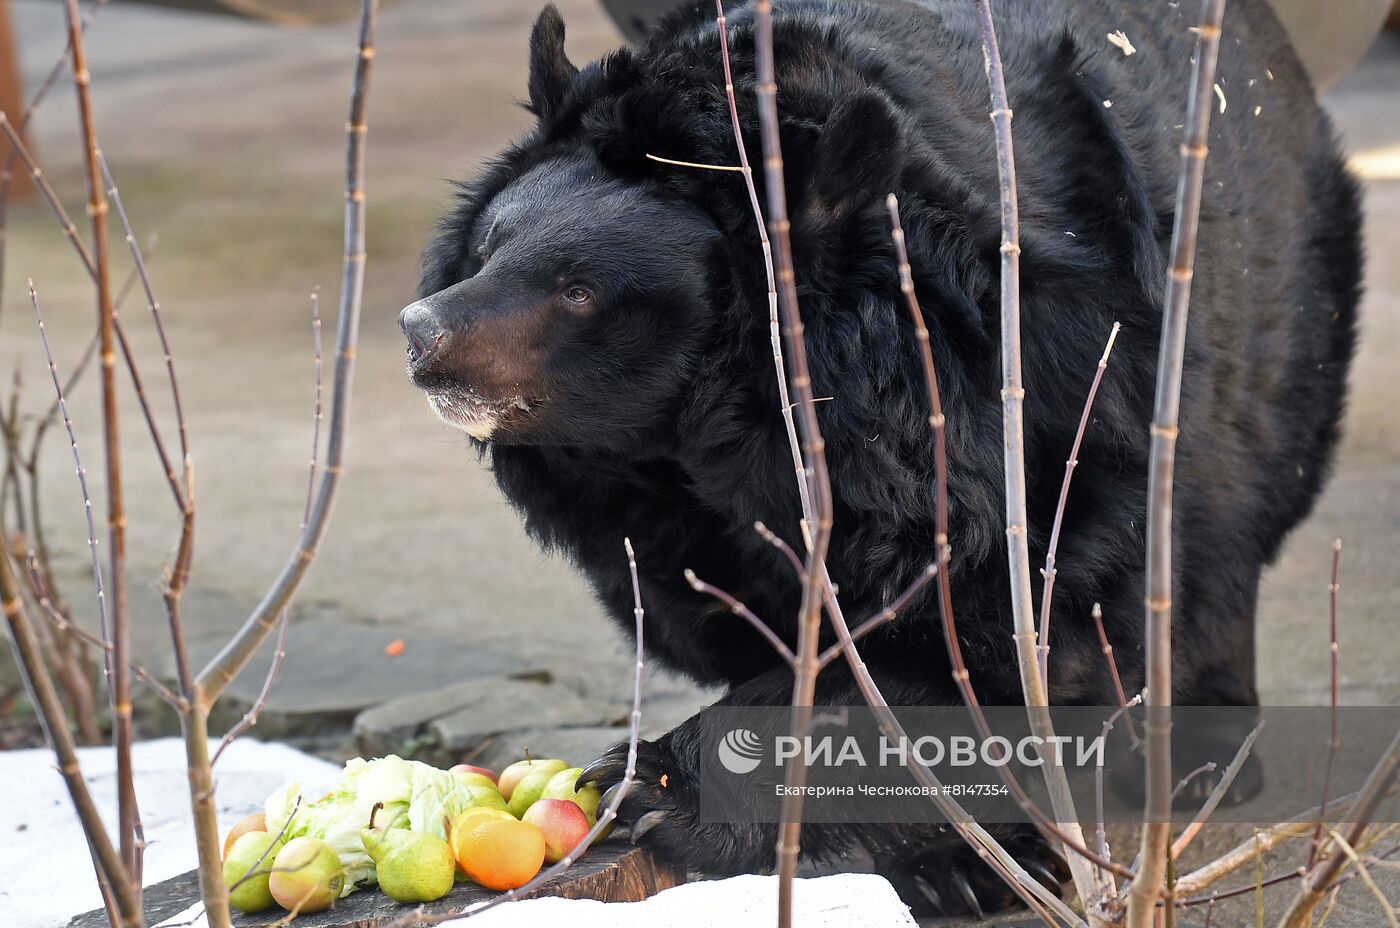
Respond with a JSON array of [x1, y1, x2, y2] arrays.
[[400, 0, 1361, 915]]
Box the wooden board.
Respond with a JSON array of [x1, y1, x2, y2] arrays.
[[69, 842, 685, 928]]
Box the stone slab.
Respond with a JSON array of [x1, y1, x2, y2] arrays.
[[354, 675, 604, 759], [169, 621, 529, 738]]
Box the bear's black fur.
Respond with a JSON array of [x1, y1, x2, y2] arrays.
[[411, 0, 1361, 914]]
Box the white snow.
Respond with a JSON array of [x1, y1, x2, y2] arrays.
[[448, 873, 917, 928], [1, 737, 341, 928], [149, 873, 916, 928]]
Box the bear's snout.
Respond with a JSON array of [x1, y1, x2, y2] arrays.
[[398, 299, 444, 369]]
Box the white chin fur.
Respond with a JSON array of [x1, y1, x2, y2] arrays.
[[427, 392, 498, 440]]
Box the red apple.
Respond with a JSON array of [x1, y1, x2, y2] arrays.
[[449, 763, 498, 785], [521, 799, 591, 864]]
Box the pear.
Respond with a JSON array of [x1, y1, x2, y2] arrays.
[[222, 830, 280, 913], [506, 759, 571, 818], [269, 836, 344, 914], [362, 803, 455, 904]]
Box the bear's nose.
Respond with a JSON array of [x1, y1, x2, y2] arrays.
[[398, 300, 444, 365]]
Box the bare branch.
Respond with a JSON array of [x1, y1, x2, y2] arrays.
[[685, 568, 795, 667], [1172, 721, 1265, 856], [196, 0, 377, 703], [1279, 728, 1400, 926], [1310, 538, 1343, 867], [1093, 602, 1140, 747], [713, 0, 811, 542], [1037, 322, 1121, 684], [1129, 0, 1229, 920], [971, 0, 1104, 908]]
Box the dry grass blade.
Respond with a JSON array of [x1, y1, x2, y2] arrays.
[[1129, 1, 1229, 923]]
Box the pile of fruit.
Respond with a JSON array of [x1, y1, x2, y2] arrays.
[[221, 754, 607, 914]]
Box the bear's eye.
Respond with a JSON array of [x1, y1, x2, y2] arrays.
[[562, 285, 594, 307]]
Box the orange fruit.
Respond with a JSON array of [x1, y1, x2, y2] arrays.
[[222, 812, 266, 859], [451, 817, 546, 891]]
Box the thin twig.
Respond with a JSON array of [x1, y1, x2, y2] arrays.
[[214, 291, 324, 764], [30, 282, 114, 700], [25, 553, 184, 709], [0, 113, 97, 278], [817, 558, 941, 669], [714, 0, 811, 543], [1279, 728, 1400, 926], [1037, 322, 1121, 684], [1323, 829, 1398, 927], [644, 152, 744, 172], [1310, 538, 1343, 867], [1172, 721, 1265, 857], [0, 552, 140, 925], [1093, 602, 1140, 747], [685, 568, 795, 666], [754, 520, 805, 579], [1097, 694, 1146, 886], [886, 195, 960, 711], [1128, 3, 1229, 923], [196, 0, 376, 701], [99, 153, 191, 508]]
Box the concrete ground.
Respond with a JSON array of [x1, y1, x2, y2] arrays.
[[3, 0, 1399, 924]]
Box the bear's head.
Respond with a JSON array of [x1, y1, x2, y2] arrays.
[[401, 5, 908, 452]]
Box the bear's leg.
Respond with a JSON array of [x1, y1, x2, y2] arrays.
[[578, 664, 1069, 917]]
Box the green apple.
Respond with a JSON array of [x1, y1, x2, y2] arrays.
[[222, 830, 280, 913], [505, 759, 571, 818], [541, 766, 602, 824], [498, 756, 568, 801]]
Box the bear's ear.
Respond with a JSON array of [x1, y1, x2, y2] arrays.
[[527, 5, 578, 118], [808, 90, 905, 217]]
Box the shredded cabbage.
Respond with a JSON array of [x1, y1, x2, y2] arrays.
[[262, 755, 490, 895]]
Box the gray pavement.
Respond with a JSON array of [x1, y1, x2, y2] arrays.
[[3, 1, 1399, 924]]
